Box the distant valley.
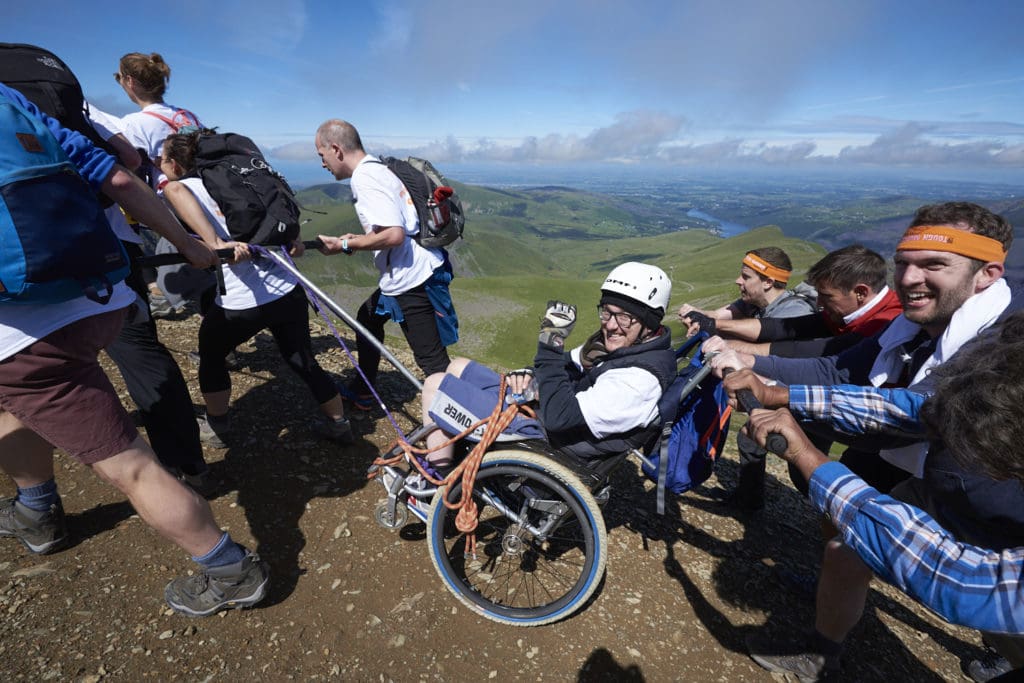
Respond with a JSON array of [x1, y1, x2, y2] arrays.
[[290, 169, 1022, 369]]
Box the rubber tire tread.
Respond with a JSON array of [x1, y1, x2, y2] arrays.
[[426, 450, 607, 626]]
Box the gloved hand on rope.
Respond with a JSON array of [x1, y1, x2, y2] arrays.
[[505, 368, 538, 404], [538, 300, 577, 348], [681, 309, 716, 337]]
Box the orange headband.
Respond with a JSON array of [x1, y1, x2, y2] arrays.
[[742, 253, 791, 284], [896, 225, 1006, 264]]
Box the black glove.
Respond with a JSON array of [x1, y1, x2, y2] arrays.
[[538, 300, 577, 348], [684, 310, 716, 336]]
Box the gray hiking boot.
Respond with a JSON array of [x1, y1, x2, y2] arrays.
[[197, 414, 230, 448], [311, 416, 354, 444], [965, 652, 1013, 682], [0, 497, 69, 554], [746, 633, 840, 682], [149, 294, 175, 319], [164, 551, 270, 617]]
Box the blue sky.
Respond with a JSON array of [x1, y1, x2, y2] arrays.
[[8, 0, 1024, 181]]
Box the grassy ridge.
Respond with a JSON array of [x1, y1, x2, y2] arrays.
[[292, 225, 824, 370], [291, 181, 826, 369]]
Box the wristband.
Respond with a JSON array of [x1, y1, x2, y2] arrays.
[[341, 238, 353, 255]]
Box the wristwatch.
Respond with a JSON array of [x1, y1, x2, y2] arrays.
[[340, 238, 353, 255]]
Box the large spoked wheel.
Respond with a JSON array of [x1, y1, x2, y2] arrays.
[[426, 450, 607, 626]]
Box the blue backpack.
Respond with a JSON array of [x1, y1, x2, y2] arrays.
[[0, 89, 129, 304], [641, 334, 733, 514]]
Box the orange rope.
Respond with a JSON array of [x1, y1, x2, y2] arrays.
[[368, 376, 536, 553]]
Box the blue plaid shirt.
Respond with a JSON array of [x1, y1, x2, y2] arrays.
[[788, 384, 927, 437], [810, 462, 1024, 633]]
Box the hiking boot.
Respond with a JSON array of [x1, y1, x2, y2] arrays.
[[164, 551, 270, 617], [197, 414, 230, 448], [311, 416, 354, 444], [149, 294, 175, 319], [404, 472, 436, 515], [746, 633, 840, 682], [0, 497, 69, 554], [965, 653, 1013, 682]]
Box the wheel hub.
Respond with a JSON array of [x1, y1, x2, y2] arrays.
[[502, 526, 529, 555]]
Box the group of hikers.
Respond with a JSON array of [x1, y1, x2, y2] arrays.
[[0, 46, 1020, 681]]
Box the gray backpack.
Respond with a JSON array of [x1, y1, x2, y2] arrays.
[[372, 156, 465, 248]]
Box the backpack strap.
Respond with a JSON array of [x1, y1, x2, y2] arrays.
[[142, 108, 200, 131], [656, 418, 673, 515]]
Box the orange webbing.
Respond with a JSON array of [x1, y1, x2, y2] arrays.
[[369, 376, 536, 553]]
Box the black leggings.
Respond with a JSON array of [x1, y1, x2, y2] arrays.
[[350, 284, 450, 392], [197, 286, 337, 405], [105, 242, 207, 475]]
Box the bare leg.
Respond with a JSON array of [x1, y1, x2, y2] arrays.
[[0, 411, 55, 488], [319, 394, 345, 421], [90, 436, 222, 556], [420, 358, 473, 467], [814, 538, 873, 643]]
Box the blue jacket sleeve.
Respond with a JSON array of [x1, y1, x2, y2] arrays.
[[0, 83, 116, 191], [533, 342, 591, 435], [751, 334, 882, 386]]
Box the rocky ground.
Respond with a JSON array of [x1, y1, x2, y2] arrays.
[[0, 313, 988, 682]]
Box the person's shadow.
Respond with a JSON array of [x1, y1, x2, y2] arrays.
[[206, 336, 431, 606], [605, 456, 987, 680]]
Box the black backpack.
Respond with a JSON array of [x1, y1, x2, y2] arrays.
[[192, 132, 301, 246], [374, 156, 464, 248], [0, 43, 115, 157]]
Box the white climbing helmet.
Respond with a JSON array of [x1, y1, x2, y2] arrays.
[[601, 262, 672, 326]]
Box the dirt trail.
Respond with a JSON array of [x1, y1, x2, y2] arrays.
[[0, 316, 985, 681]]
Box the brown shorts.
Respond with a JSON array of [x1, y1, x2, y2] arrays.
[[0, 310, 137, 465]]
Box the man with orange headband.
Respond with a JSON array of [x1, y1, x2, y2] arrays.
[[678, 246, 817, 325], [704, 202, 1017, 681]]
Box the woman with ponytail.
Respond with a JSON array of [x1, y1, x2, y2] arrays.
[[160, 131, 351, 448]]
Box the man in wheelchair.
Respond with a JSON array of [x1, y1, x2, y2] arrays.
[[418, 262, 677, 474]]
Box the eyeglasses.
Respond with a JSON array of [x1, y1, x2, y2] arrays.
[[597, 305, 638, 328], [113, 72, 127, 83]]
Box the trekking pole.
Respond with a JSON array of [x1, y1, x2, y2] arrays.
[[720, 367, 789, 455], [261, 245, 424, 391]]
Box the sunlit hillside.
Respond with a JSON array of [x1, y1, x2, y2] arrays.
[[291, 183, 826, 369]]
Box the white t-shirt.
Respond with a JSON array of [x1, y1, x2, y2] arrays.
[[350, 156, 443, 296], [0, 286, 134, 361], [568, 346, 663, 438], [120, 103, 201, 161], [85, 102, 141, 244], [178, 178, 297, 310]]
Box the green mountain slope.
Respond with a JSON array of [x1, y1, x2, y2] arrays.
[[290, 180, 825, 368]]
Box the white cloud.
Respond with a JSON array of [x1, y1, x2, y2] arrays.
[[269, 109, 1024, 170], [837, 123, 1005, 165], [270, 141, 317, 161]]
